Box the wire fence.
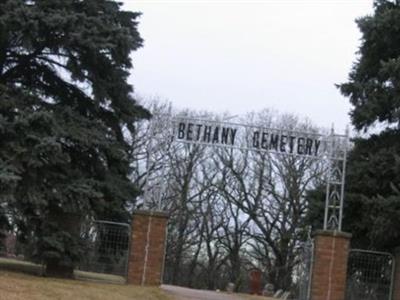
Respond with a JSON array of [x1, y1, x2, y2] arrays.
[[0, 219, 131, 281], [77, 220, 131, 278], [345, 249, 395, 300]]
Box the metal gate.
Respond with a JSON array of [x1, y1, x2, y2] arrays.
[[345, 249, 395, 300], [78, 220, 131, 279]]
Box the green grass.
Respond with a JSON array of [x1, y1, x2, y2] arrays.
[[74, 269, 125, 284], [0, 257, 43, 276], [0, 258, 278, 300], [0, 257, 125, 284], [0, 258, 172, 300]]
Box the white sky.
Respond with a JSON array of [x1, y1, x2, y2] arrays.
[[122, 0, 374, 133]]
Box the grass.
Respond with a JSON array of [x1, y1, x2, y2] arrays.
[[0, 257, 125, 284], [0, 258, 278, 300], [0, 271, 171, 300], [0, 257, 42, 276], [0, 258, 172, 300]]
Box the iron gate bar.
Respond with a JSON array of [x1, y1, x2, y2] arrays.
[[96, 221, 131, 278], [346, 249, 395, 300], [297, 237, 314, 300], [170, 117, 341, 160], [79, 220, 131, 280]]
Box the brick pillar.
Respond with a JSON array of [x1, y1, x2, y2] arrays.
[[127, 210, 169, 286], [392, 247, 400, 300], [310, 230, 351, 300]]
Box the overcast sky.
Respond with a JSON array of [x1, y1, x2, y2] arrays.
[[122, 0, 374, 133]]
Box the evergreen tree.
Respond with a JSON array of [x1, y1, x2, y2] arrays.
[[0, 0, 149, 276], [307, 0, 400, 250], [340, 0, 400, 130], [338, 0, 400, 250], [341, 130, 400, 249]]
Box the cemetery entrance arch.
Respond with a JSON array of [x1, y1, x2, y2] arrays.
[[146, 116, 349, 232], [132, 115, 350, 291]]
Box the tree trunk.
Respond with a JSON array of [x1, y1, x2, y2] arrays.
[[44, 210, 82, 278], [45, 258, 74, 278]]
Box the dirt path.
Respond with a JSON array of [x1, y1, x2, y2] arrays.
[[161, 285, 246, 300]]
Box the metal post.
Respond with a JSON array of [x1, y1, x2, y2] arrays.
[[338, 126, 349, 231], [323, 126, 334, 230], [142, 117, 155, 210], [390, 252, 396, 300], [323, 124, 348, 231], [155, 110, 173, 211]]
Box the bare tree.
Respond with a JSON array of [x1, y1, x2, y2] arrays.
[[130, 103, 326, 292], [214, 111, 325, 291]]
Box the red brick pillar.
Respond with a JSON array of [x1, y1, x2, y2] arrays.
[[310, 230, 351, 300], [392, 247, 400, 300], [127, 210, 169, 286]]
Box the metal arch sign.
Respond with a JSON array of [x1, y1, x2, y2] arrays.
[[172, 117, 346, 160], [168, 116, 349, 232]]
